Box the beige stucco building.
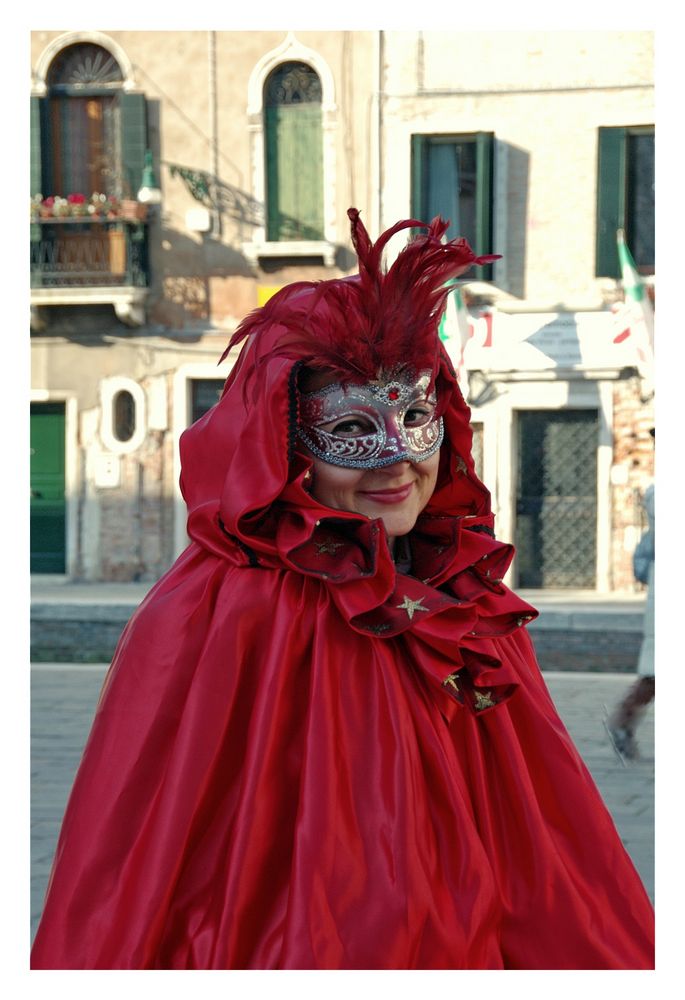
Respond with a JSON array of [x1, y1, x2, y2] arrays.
[[30, 29, 654, 590]]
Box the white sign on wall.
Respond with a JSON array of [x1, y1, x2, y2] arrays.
[[94, 453, 121, 489], [442, 310, 638, 373]]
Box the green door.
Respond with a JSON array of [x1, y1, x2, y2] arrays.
[[30, 402, 66, 573]]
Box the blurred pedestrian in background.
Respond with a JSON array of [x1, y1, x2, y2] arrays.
[[608, 432, 655, 760]]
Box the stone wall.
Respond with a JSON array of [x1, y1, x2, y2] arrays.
[[95, 429, 173, 582], [75, 368, 178, 581], [31, 601, 644, 671], [530, 625, 642, 673]]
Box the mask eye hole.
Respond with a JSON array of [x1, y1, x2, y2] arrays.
[[404, 404, 436, 428], [324, 416, 377, 437]]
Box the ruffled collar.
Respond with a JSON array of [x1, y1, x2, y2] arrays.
[[214, 491, 538, 719]]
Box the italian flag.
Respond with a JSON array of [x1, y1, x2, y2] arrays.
[[612, 229, 654, 391], [439, 281, 472, 397]]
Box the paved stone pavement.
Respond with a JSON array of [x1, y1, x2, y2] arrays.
[[30, 665, 654, 947]]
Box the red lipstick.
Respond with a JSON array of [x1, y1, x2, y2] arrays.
[[358, 482, 414, 504]]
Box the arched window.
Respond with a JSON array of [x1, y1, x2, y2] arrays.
[[32, 38, 149, 204], [44, 43, 124, 199], [263, 62, 324, 241]]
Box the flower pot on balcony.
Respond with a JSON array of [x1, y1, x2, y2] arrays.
[[120, 200, 148, 222]]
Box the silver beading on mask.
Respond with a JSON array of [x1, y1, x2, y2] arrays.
[[297, 370, 444, 470]]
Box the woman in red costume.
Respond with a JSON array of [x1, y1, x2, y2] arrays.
[[31, 209, 654, 970]]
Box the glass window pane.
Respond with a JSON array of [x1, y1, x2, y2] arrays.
[[191, 379, 224, 424], [113, 390, 136, 442], [627, 131, 654, 272], [426, 139, 477, 245]]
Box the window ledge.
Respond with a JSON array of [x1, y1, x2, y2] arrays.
[[243, 240, 336, 268], [30, 286, 149, 328]]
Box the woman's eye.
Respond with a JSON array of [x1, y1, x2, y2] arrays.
[[327, 417, 375, 436], [404, 406, 434, 427]]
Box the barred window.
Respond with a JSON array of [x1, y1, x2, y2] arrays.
[[515, 409, 598, 588]]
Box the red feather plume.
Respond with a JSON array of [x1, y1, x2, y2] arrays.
[[220, 208, 500, 394]]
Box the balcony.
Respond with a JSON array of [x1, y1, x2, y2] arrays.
[[30, 217, 150, 329]]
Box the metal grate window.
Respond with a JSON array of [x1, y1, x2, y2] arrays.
[[515, 409, 598, 588]]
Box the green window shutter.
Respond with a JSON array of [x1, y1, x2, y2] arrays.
[[596, 126, 626, 278], [410, 133, 493, 277], [264, 107, 280, 238], [294, 106, 323, 239], [119, 92, 148, 199], [410, 134, 426, 219], [265, 104, 323, 241], [30, 96, 45, 197], [475, 131, 494, 280]]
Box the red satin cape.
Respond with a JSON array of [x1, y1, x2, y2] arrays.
[[31, 336, 654, 970]]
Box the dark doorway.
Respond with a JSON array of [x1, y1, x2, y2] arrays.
[[515, 409, 598, 588]]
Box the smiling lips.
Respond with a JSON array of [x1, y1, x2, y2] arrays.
[[358, 482, 414, 505]]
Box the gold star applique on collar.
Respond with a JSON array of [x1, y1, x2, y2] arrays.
[[396, 595, 428, 620], [315, 540, 345, 555], [473, 690, 496, 711]]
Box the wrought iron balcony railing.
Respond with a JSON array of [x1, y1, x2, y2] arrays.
[[30, 217, 149, 289]]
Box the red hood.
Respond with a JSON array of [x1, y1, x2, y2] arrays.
[[179, 325, 492, 566]]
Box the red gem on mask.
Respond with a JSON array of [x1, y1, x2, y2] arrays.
[[388, 389, 399, 400]]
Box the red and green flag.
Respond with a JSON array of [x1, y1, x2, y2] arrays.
[[439, 281, 472, 397], [612, 229, 654, 390]]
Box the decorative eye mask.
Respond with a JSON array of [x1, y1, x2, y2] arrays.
[[298, 370, 444, 470]]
